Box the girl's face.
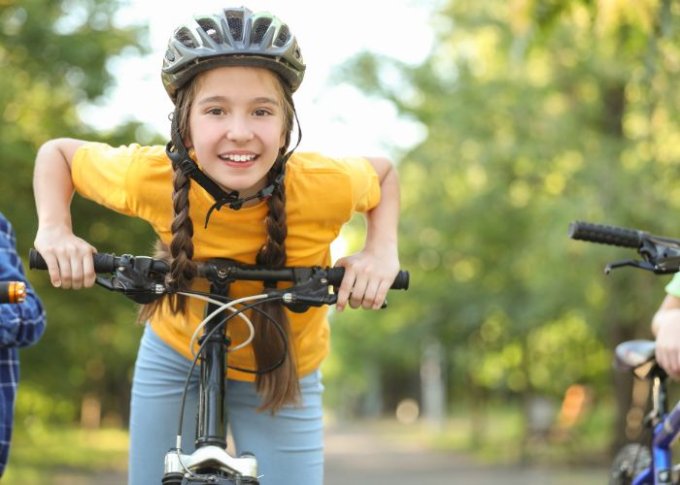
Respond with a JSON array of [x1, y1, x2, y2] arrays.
[[187, 66, 287, 198]]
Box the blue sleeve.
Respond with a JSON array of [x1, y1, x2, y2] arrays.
[[0, 215, 46, 348]]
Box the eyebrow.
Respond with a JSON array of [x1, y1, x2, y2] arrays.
[[197, 95, 280, 106]]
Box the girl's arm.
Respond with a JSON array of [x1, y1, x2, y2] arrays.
[[652, 294, 680, 378], [33, 138, 97, 289], [334, 156, 401, 311]]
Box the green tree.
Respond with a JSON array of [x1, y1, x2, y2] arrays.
[[1, 0, 162, 426], [329, 0, 680, 459]]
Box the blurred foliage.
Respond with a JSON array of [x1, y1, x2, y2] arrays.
[[5, 0, 680, 471], [1, 0, 163, 428], [326, 0, 680, 457], [4, 425, 127, 482]]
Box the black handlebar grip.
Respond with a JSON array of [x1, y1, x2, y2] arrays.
[[568, 221, 644, 249], [325, 267, 410, 290], [29, 249, 118, 273]]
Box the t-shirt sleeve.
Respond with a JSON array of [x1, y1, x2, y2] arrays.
[[71, 142, 142, 216], [337, 156, 381, 213], [665, 273, 680, 297]]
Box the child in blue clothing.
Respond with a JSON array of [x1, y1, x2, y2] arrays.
[[0, 211, 46, 476]]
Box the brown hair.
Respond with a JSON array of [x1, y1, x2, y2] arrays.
[[141, 68, 299, 411]]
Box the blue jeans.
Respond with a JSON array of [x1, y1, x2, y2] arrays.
[[129, 325, 324, 485]]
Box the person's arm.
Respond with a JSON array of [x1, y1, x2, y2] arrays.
[[652, 293, 680, 378], [33, 138, 97, 289], [0, 217, 46, 348], [334, 156, 400, 311]]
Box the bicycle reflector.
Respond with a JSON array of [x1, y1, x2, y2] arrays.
[[0, 281, 27, 304]]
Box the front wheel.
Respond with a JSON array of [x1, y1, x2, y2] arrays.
[[609, 443, 652, 485]]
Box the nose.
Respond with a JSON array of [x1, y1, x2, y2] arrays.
[[226, 115, 254, 143]]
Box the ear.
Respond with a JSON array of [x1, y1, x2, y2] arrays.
[[280, 129, 287, 150], [183, 134, 193, 149]]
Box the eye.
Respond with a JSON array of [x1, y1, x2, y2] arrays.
[[253, 108, 273, 117], [206, 107, 224, 116]]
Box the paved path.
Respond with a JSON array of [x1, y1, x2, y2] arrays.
[[47, 423, 610, 484], [324, 424, 609, 484]]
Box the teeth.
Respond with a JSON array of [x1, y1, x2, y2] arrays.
[[222, 154, 256, 162]]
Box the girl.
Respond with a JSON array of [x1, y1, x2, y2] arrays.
[[32, 7, 400, 485]]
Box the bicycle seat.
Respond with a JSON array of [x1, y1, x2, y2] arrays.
[[614, 339, 656, 372]]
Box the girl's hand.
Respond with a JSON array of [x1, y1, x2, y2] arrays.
[[654, 308, 680, 379], [334, 248, 400, 311], [34, 225, 97, 290]]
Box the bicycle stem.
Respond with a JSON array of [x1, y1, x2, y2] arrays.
[[196, 280, 229, 449]]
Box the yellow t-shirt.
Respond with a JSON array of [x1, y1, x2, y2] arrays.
[[71, 143, 381, 381]]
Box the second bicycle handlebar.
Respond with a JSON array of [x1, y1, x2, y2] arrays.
[[568, 221, 647, 249], [569, 220, 680, 275]]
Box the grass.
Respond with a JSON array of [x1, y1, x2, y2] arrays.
[[3, 425, 128, 482]]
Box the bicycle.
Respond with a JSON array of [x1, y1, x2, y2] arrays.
[[569, 220, 680, 485], [0, 281, 26, 304], [29, 249, 409, 484]]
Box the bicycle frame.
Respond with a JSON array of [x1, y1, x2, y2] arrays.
[[28, 249, 409, 484], [569, 221, 680, 485], [615, 340, 678, 485]]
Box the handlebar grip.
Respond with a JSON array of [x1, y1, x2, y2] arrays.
[[568, 221, 644, 249], [325, 268, 410, 290], [0, 281, 26, 304], [29, 249, 118, 273]]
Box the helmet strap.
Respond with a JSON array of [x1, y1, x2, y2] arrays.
[[166, 113, 302, 228]]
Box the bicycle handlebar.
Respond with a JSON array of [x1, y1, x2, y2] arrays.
[[28, 249, 410, 291], [569, 220, 680, 274], [29, 250, 170, 275], [0, 281, 26, 304], [568, 221, 646, 249]]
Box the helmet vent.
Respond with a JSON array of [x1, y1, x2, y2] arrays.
[[165, 49, 176, 62], [251, 18, 272, 44], [175, 27, 197, 48], [226, 13, 244, 41], [274, 26, 290, 47], [197, 18, 222, 44]]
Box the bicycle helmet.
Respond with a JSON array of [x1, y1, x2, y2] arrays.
[[162, 7, 305, 101]]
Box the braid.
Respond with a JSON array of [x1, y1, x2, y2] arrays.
[[166, 155, 198, 312], [137, 239, 172, 323], [251, 159, 300, 411]]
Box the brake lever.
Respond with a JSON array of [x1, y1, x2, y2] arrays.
[[604, 258, 679, 275], [604, 259, 655, 274], [95, 255, 166, 303], [273, 270, 388, 312], [263, 270, 336, 313]]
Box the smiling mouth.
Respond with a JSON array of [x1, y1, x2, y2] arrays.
[[219, 154, 257, 163]]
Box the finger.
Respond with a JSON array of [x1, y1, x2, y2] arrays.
[[70, 253, 84, 290], [371, 280, 390, 310], [361, 279, 380, 310], [56, 253, 73, 289], [335, 266, 355, 312], [83, 251, 97, 287], [42, 251, 63, 288], [349, 273, 369, 309]]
